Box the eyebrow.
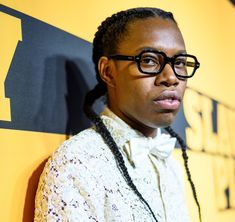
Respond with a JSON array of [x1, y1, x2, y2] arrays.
[[135, 46, 187, 55]]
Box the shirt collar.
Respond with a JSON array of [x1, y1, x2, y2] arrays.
[[100, 106, 176, 163], [101, 106, 146, 147]]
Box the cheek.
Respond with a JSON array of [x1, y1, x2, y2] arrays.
[[114, 64, 155, 107], [115, 79, 146, 108], [133, 80, 152, 101], [124, 79, 153, 110], [179, 81, 187, 96]]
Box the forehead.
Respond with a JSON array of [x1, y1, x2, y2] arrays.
[[117, 17, 185, 55]]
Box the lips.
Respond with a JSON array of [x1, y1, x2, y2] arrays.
[[153, 91, 181, 110]]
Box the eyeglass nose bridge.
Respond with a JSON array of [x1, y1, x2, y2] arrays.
[[158, 55, 177, 75]]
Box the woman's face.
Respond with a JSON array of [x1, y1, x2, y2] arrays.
[[103, 17, 187, 137]]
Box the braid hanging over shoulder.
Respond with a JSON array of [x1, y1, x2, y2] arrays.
[[164, 126, 202, 222]]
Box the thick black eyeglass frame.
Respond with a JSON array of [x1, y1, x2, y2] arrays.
[[108, 49, 200, 79]]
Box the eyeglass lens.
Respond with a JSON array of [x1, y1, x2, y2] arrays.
[[139, 52, 196, 77]]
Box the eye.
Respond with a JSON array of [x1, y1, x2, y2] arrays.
[[141, 57, 158, 66], [174, 58, 187, 67], [140, 53, 160, 67]]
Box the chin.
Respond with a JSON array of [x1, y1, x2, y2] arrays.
[[151, 113, 176, 128], [155, 122, 172, 128], [146, 120, 173, 129]]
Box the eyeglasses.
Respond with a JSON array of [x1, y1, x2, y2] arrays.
[[109, 49, 200, 79]]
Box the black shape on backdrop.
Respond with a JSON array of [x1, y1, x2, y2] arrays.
[[65, 60, 92, 134], [0, 5, 98, 135], [229, 0, 235, 6]]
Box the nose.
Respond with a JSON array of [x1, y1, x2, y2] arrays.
[[155, 63, 179, 87]]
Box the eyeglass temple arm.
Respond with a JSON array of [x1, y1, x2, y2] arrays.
[[109, 55, 136, 61], [187, 61, 200, 68]]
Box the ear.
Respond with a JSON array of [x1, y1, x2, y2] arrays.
[[98, 56, 116, 88]]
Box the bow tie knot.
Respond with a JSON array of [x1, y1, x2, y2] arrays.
[[123, 132, 176, 167]]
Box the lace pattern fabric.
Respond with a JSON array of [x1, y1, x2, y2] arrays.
[[34, 107, 190, 222]]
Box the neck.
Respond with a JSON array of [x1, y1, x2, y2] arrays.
[[107, 105, 158, 138], [122, 114, 158, 138]]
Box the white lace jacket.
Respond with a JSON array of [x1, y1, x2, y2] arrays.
[[34, 108, 190, 222]]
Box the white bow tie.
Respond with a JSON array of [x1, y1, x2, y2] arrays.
[[123, 132, 176, 167]]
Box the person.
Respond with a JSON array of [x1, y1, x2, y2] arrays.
[[34, 7, 202, 222]]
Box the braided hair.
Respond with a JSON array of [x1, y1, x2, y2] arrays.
[[165, 126, 202, 222], [83, 7, 201, 222]]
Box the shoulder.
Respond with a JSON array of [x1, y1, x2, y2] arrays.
[[35, 128, 109, 221], [40, 128, 112, 182], [53, 127, 108, 164]]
